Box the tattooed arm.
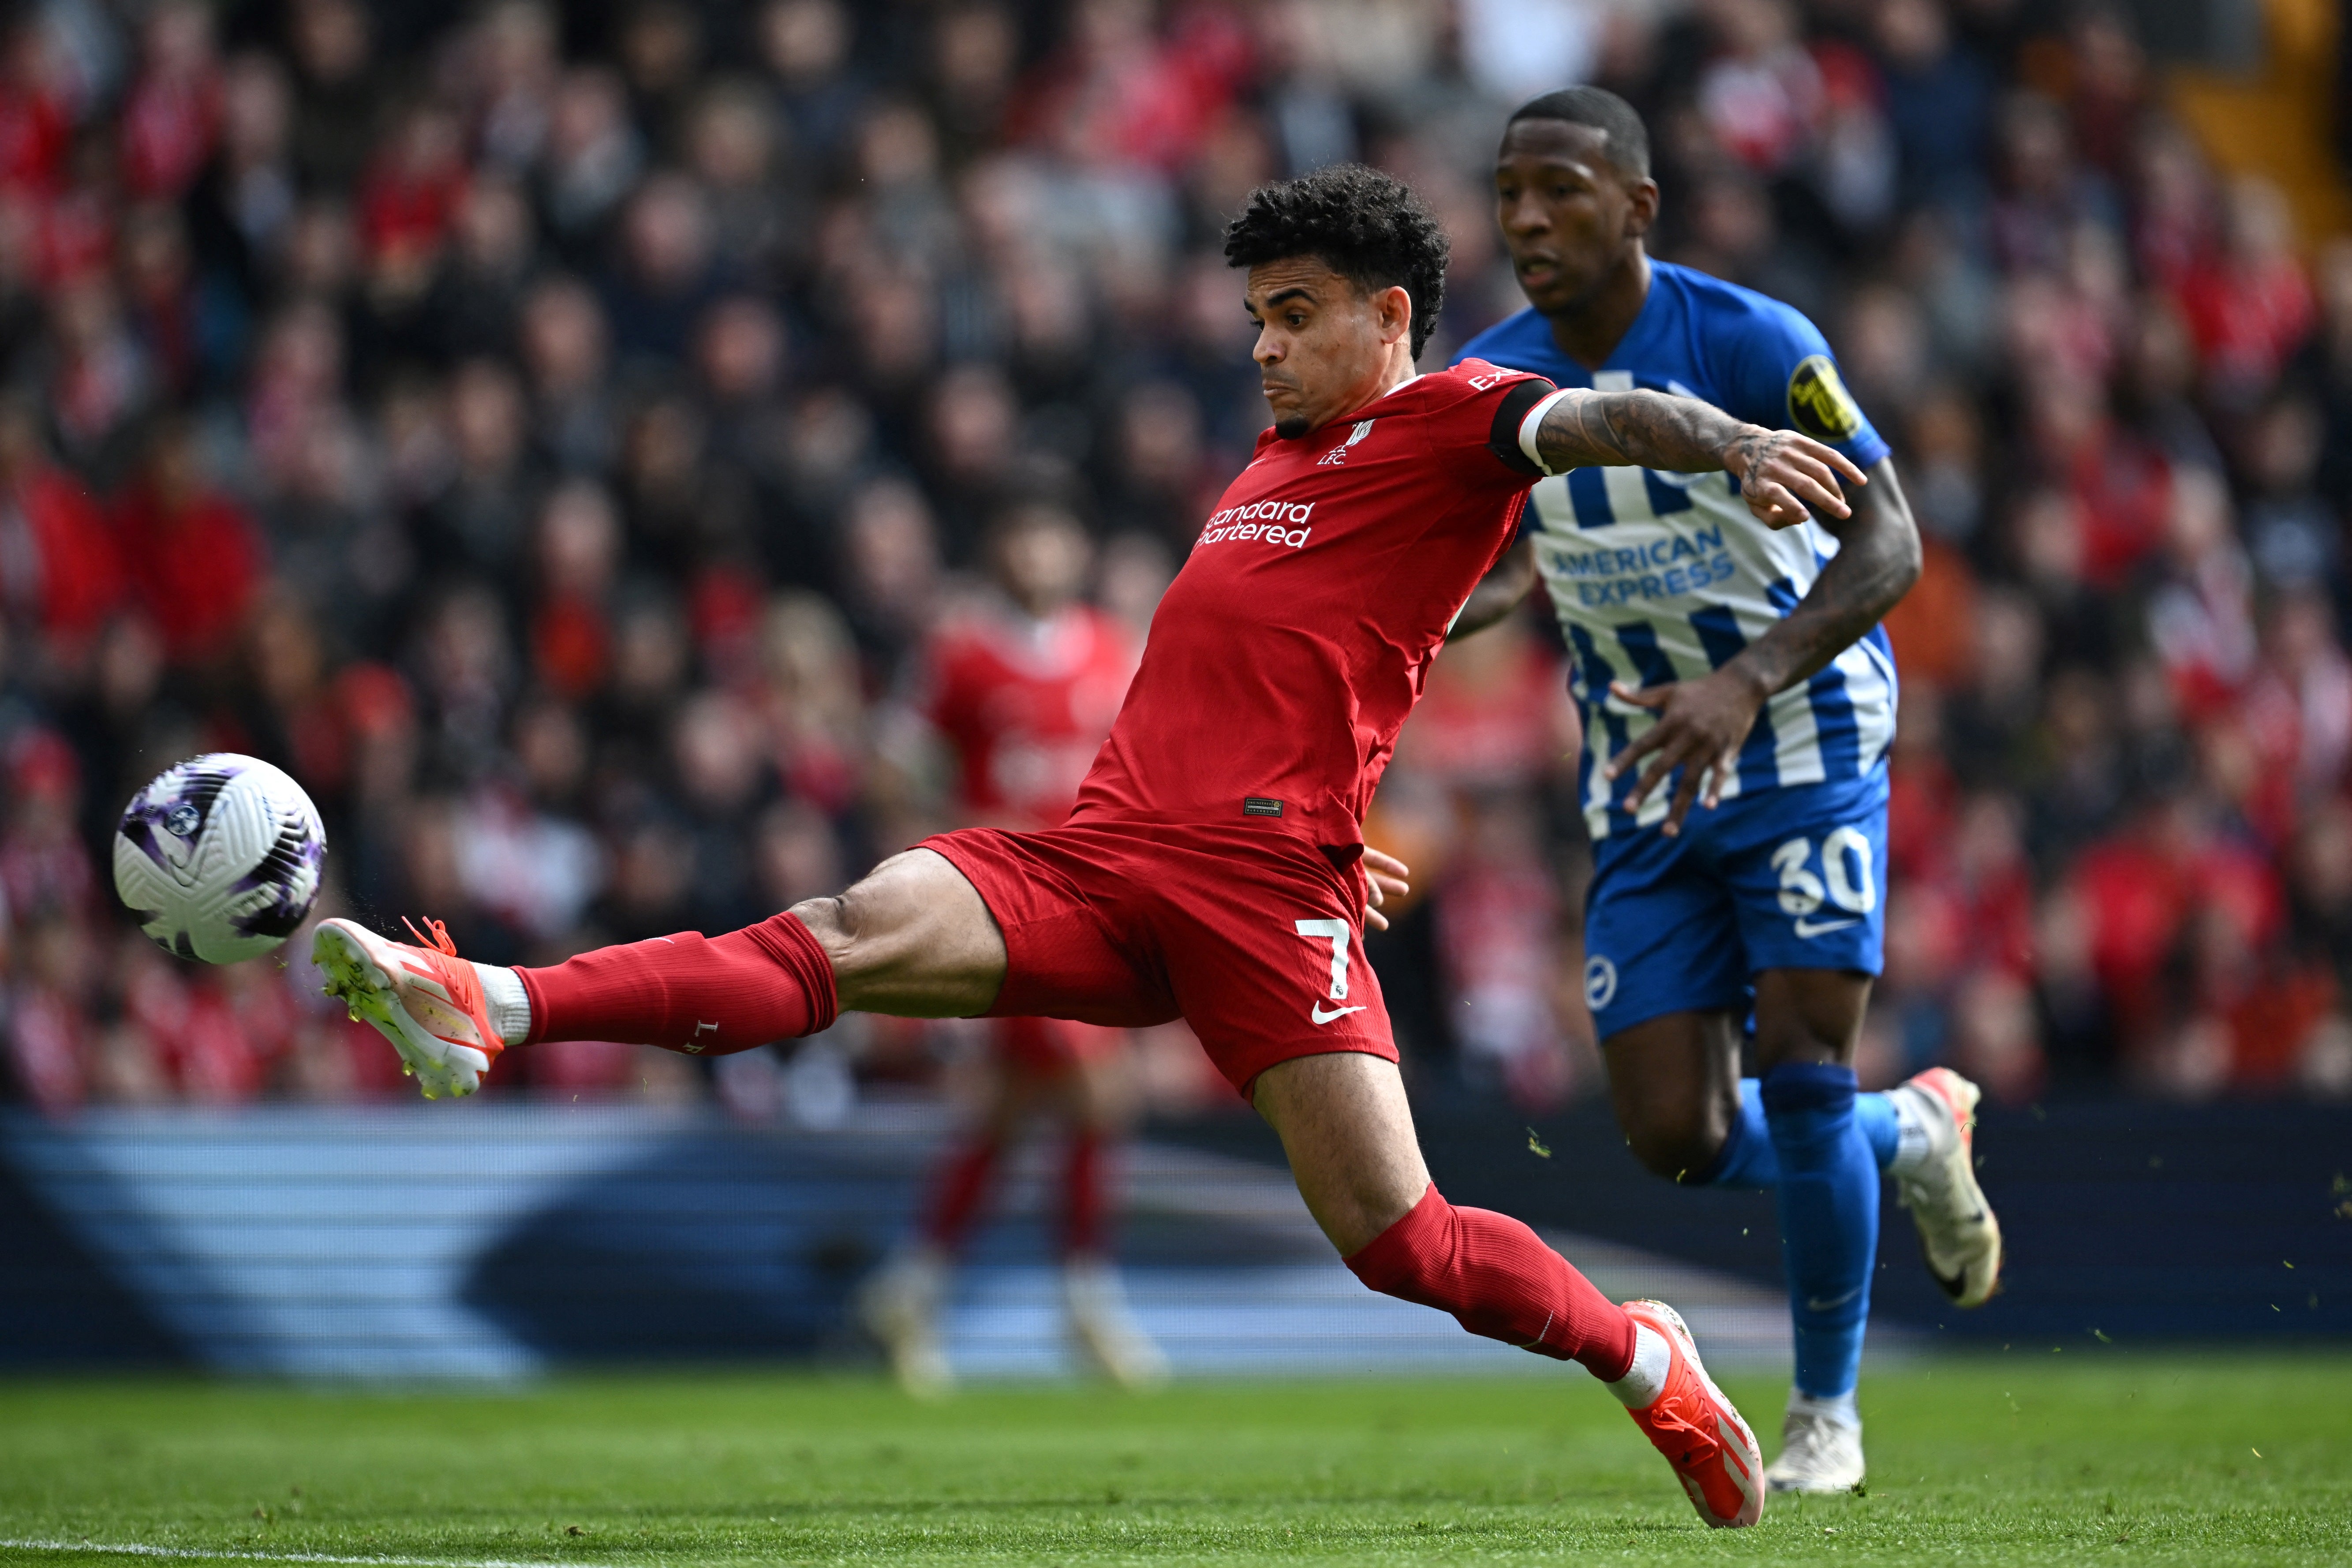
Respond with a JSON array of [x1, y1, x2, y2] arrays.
[[1604, 457, 1922, 835], [1530, 387, 1866, 527], [1448, 387, 1868, 643]]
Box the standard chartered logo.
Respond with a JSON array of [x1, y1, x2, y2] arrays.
[[1583, 954, 1618, 1010], [1198, 499, 1316, 550]]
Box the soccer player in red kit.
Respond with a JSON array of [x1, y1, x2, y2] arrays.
[[858, 499, 1168, 1394], [316, 164, 1863, 1528]]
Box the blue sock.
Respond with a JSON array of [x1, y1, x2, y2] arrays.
[[1694, 1079, 1779, 1188], [1760, 1062, 1878, 1400], [1697, 1078, 1900, 1190]]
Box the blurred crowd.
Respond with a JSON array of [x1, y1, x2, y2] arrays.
[[2, 0, 2349, 1114]]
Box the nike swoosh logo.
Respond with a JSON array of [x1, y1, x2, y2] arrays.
[[1805, 1286, 1863, 1312], [1793, 916, 1860, 938], [1310, 1003, 1366, 1025]]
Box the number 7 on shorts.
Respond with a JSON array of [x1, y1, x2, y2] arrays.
[[1295, 917, 1353, 1000]]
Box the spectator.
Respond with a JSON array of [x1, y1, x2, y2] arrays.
[[286, 0, 384, 195], [519, 275, 618, 475], [185, 50, 298, 315], [119, 0, 221, 206], [1875, 0, 1993, 217], [110, 417, 262, 667], [538, 67, 646, 265], [602, 169, 722, 365], [0, 396, 121, 653], [417, 356, 542, 583]]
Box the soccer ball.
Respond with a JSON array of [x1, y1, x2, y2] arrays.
[[113, 753, 327, 964]]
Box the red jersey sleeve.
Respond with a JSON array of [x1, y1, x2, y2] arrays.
[[1427, 359, 1559, 486]]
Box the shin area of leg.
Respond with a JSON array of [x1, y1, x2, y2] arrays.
[[1252, 1051, 1634, 1380]]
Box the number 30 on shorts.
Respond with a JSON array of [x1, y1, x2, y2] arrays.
[[1770, 827, 1876, 927]]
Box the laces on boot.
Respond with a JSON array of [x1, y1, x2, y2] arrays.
[[401, 915, 459, 956]]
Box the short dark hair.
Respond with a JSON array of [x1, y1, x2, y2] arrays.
[[1507, 86, 1652, 181], [1223, 164, 1449, 360]]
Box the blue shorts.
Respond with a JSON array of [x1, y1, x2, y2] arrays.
[[1580, 765, 1888, 1040]]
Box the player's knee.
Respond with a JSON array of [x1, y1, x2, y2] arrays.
[[796, 852, 927, 967], [785, 894, 853, 964], [1752, 971, 1870, 1064], [799, 850, 1007, 1014], [1621, 1110, 1728, 1185], [1753, 1021, 1854, 1069]]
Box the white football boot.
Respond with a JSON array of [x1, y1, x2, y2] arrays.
[[312, 917, 501, 1099], [856, 1246, 954, 1398], [1889, 1067, 2003, 1307], [1765, 1398, 1866, 1493], [1064, 1255, 1169, 1390]]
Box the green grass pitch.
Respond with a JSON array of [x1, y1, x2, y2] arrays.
[[1, 1358, 2347, 1566]]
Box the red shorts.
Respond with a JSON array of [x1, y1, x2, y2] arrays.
[[920, 818, 1395, 1095], [990, 1014, 1123, 1074]]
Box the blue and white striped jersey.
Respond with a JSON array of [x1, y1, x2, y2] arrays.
[[1455, 262, 1897, 840]]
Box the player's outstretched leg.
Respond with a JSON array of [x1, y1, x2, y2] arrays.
[[1256, 1052, 1762, 1527], [313, 848, 1007, 1096], [314, 917, 503, 1099]]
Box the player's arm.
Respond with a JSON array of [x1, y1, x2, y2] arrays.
[[1705, 456, 1920, 695], [1455, 382, 1852, 640], [1527, 389, 1864, 526], [1447, 535, 1536, 640], [1606, 457, 1922, 834]]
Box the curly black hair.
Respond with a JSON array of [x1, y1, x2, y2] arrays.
[[1222, 164, 1450, 360]]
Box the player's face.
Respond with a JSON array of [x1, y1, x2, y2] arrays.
[[1494, 119, 1658, 315], [1245, 258, 1410, 440]]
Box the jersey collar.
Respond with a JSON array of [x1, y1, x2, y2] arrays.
[[1336, 372, 1420, 423]]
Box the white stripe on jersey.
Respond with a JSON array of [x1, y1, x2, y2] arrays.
[[1529, 377, 1896, 838]]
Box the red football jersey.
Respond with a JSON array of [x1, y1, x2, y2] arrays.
[[920, 600, 1139, 828], [1071, 360, 1555, 846]]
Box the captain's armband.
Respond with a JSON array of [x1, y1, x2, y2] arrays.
[[1517, 389, 1577, 476]]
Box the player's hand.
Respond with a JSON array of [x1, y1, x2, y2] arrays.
[[1602, 668, 1768, 836], [1362, 846, 1411, 932], [1721, 428, 1865, 529]]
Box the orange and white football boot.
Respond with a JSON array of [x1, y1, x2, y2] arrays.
[[1890, 1066, 2003, 1307], [1621, 1299, 1765, 1528], [312, 917, 503, 1099]]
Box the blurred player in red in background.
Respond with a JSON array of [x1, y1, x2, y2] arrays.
[[857, 499, 1164, 1395]]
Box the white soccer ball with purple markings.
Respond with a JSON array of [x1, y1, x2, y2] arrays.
[[113, 753, 327, 964]]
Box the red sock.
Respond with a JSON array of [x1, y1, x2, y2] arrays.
[[1061, 1130, 1108, 1258], [1344, 1185, 1636, 1379], [921, 1137, 1002, 1253], [516, 913, 838, 1054]]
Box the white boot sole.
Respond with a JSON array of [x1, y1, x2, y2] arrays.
[[312, 921, 489, 1100]]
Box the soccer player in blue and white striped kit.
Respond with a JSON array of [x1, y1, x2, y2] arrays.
[[1452, 88, 2003, 1492]]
